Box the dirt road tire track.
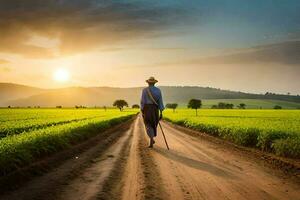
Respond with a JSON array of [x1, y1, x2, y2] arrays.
[[138, 117, 167, 200], [97, 134, 133, 200], [120, 114, 166, 200]]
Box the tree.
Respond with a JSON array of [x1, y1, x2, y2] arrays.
[[113, 100, 128, 111], [211, 105, 218, 109], [188, 99, 202, 116], [132, 104, 140, 109], [218, 102, 226, 109], [274, 105, 282, 109], [166, 103, 178, 113], [216, 102, 234, 109], [75, 105, 86, 109], [103, 106, 107, 111], [238, 103, 246, 109], [225, 103, 234, 109]]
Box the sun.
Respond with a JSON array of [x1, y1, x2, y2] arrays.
[[53, 68, 70, 83]]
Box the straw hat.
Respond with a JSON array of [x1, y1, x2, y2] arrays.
[[146, 76, 158, 84]]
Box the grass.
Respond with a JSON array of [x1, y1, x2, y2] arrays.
[[164, 109, 300, 158], [0, 109, 138, 175]]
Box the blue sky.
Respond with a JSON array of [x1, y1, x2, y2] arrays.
[[156, 0, 300, 48]]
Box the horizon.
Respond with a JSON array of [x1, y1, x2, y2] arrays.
[[1, 81, 299, 96], [0, 1, 299, 94]]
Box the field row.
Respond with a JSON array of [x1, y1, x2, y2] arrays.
[[0, 109, 137, 175], [0, 109, 111, 122], [0, 109, 130, 138], [164, 109, 300, 158], [0, 117, 101, 138]]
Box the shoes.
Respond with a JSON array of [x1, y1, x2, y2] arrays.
[[149, 138, 155, 148]]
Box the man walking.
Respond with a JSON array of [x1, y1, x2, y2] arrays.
[[141, 77, 164, 148]]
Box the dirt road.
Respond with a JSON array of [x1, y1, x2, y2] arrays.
[[1, 115, 300, 200]]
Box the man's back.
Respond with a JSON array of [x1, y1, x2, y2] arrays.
[[141, 86, 164, 111]]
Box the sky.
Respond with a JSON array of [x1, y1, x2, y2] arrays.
[[0, 0, 299, 94]]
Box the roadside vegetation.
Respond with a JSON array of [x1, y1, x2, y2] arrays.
[[164, 109, 300, 158], [0, 108, 137, 175]]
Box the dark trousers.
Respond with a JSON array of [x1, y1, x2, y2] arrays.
[[142, 104, 159, 138]]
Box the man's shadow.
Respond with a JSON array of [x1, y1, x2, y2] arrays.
[[153, 146, 237, 179]]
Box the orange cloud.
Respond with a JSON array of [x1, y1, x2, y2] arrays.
[[0, 1, 192, 58], [0, 59, 10, 65], [0, 66, 11, 72]]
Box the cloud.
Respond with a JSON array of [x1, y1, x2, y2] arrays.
[[145, 41, 300, 67], [0, 0, 192, 58], [0, 66, 12, 72], [196, 41, 300, 65], [0, 59, 10, 64]]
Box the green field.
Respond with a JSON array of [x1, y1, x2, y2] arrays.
[[0, 108, 137, 174], [164, 109, 300, 158], [200, 99, 300, 109]]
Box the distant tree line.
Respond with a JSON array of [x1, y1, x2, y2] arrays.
[[274, 105, 282, 109], [75, 105, 87, 109], [3, 97, 289, 111], [211, 102, 234, 109]]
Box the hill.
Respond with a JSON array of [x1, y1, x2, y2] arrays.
[[0, 83, 45, 104], [0, 83, 299, 108]]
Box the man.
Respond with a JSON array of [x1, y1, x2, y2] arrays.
[[141, 77, 164, 148]]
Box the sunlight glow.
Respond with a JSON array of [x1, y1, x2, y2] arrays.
[[53, 68, 70, 83]]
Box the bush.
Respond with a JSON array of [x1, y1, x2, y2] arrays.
[[132, 104, 140, 109], [274, 105, 282, 109], [257, 131, 289, 151], [272, 138, 300, 158], [226, 128, 259, 146]]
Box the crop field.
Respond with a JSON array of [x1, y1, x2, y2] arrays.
[[0, 108, 137, 174], [164, 109, 300, 158], [201, 99, 300, 109]]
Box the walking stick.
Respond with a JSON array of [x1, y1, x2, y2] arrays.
[[158, 122, 170, 150]]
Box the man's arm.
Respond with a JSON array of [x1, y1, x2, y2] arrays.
[[158, 90, 164, 119], [158, 90, 164, 111], [140, 89, 146, 114]]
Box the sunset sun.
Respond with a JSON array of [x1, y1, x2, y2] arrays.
[[53, 68, 70, 83]]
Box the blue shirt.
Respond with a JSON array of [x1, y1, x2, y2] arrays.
[[141, 86, 165, 111]]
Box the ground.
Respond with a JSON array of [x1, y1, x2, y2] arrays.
[[0, 115, 299, 200]]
